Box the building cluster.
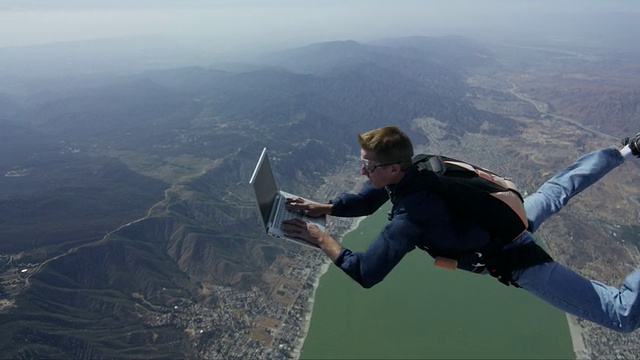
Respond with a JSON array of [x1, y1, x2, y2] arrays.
[[153, 247, 331, 359]]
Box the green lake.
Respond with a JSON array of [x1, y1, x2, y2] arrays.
[[300, 204, 575, 359]]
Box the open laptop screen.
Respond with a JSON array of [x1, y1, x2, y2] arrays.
[[249, 148, 278, 228]]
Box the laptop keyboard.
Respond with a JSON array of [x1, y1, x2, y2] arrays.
[[273, 197, 302, 224]]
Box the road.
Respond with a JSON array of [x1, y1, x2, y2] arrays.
[[507, 78, 617, 141]]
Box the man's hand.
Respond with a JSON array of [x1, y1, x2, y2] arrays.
[[281, 218, 326, 245], [282, 218, 343, 261], [285, 197, 332, 218]]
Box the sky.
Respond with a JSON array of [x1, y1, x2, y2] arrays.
[[1, 0, 639, 52]]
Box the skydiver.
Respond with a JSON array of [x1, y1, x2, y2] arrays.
[[282, 125, 640, 333]]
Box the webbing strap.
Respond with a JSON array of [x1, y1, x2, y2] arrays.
[[483, 242, 554, 287]]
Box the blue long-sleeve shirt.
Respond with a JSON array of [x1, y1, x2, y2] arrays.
[[330, 167, 491, 288]]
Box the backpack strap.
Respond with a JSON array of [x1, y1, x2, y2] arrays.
[[389, 155, 442, 204]]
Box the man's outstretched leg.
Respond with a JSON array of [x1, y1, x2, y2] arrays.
[[512, 134, 640, 332], [524, 134, 640, 232], [514, 261, 640, 332]]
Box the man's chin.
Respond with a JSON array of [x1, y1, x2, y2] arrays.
[[364, 176, 383, 189]]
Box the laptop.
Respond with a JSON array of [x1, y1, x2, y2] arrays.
[[249, 147, 326, 249]]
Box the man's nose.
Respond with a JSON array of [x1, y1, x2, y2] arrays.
[[360, 166, 368, 175]]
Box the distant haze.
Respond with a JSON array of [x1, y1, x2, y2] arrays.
[[1, 0, 639, 52]]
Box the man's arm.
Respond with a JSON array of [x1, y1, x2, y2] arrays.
[[333, 219, 418, 288], [282, 215, 419, 288], [331, 180, 389, 217], [313, 230, 343, 261], [287, 179, 389, 218]]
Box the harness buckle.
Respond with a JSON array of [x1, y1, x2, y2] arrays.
[[471, 252, 485, 272]]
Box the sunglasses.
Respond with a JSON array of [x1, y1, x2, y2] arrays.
[[360, 158, 400, 173]]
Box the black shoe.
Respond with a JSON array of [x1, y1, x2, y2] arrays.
[[624, 133, 640, 158]]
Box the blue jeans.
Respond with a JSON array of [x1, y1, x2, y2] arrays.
[[509, 147, 640, 332]]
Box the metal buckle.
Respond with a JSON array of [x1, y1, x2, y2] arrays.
[[471, 252, 485, 272]]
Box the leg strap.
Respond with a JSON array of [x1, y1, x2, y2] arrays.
[[485, 242, 554, 287]]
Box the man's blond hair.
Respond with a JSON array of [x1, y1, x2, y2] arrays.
[[357, 126, 414, 170]]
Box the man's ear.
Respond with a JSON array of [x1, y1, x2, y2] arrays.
[[390, 163, 402, 174]]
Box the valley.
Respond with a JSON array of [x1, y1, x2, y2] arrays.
[[0, 36, 639, 358]]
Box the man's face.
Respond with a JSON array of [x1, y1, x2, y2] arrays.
[[360, 149, 394, 188]]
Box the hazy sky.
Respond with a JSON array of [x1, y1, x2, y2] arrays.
[[1, 0, 639, 51]]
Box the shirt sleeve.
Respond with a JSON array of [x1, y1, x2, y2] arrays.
[[330, 180, 389, 217], [333, 214, 421, 288]]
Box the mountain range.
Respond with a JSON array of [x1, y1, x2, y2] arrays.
[[0, 35, 638, 358]]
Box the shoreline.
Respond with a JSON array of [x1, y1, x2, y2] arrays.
[[566, 314, 588, 360], [290, 215, 366, 360]]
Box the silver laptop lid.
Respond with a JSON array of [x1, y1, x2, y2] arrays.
[[249, 148, 278, 229]]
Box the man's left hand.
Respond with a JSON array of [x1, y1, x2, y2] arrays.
[[281, 218, 326, 245]]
